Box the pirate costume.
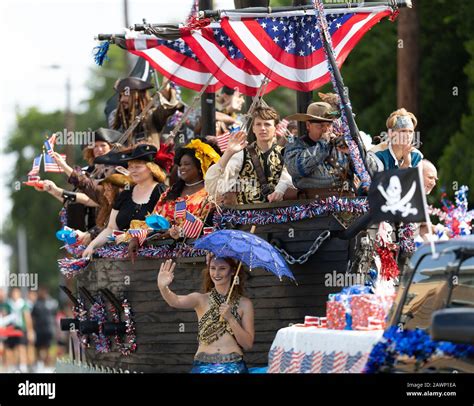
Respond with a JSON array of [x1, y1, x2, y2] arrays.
[[205, 142, 292, 204], [284, 102, 354, 198], [109, 77, 183, 146], [191, 289, 248, 374], [64, 128, 123, 235]]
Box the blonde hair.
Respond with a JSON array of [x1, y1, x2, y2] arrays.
[[386, 108, 417, 130], [127, 159, 166, 183]]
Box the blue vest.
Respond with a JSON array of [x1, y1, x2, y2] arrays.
[[374, 148, 423, 171]]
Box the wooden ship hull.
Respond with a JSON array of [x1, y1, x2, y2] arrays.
[[74, 202, 360, 373]]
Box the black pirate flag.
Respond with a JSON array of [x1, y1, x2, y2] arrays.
[[368, 167, 427, 223]]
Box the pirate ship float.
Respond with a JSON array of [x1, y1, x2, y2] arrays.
[[57, 1, 412, 373]]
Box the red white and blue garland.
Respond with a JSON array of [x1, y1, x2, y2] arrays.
[[364, 326, 474, 373], [213, 197, 369, 227], [89, 295, 111, 353], [58, 243, 207, 278], [108, 298, 137, 356], [72, 297, 89, 348]]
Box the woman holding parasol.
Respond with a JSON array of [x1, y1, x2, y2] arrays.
[[157, 257, 254, 374]]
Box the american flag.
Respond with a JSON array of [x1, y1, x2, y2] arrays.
[[128, 228, 148, 246], [174, 199, 187, 220], [181, 25, 278, 96], [123, 33, 221, 93], [28, 154, 43, 176], [216, 131, 230, 152], [182, 211, 204, 239], [44, 134, 57, 156], [44, 153, 66, 173], [221, 7, 392, 91], [275, 119, 289, 138]]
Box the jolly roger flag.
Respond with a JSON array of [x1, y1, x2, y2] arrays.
[[368, 167, 427, 223]]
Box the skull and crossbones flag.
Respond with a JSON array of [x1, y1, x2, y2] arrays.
[[368, 167, 427, 223]]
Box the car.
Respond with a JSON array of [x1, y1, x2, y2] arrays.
[[386, 236, 474, 373]]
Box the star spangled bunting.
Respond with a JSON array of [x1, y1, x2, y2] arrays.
[[174, 199, 187, 220], [44, 153, 66, 173], [220, 8, 392, 91], [123, 32, 221, 92], [182, 211, 204, 239], [28, 154, 43, 176], [181, 25, 278, 96], [128, 228, 148, 246]]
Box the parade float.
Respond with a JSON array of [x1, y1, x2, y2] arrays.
[[47, 1, 426, 373]]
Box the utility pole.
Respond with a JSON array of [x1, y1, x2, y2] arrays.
[[199, 0, 216, 138], [293, 0, 313, 136], [397, 2, 419, 116], [64, 76, 76, 165]]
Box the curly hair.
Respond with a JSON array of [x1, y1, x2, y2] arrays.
[[164, 148, 203, 201]]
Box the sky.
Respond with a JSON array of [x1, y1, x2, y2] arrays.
[[0, 0, 235, 284]]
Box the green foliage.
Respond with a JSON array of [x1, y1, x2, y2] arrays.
[[1, 45, 128, 293]]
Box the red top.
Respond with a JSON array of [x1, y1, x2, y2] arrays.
[[153, 187, 212, 224]]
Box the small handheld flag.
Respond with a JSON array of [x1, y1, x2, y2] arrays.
[[174, 199, 187, 220], [182, 211, 204, 239]]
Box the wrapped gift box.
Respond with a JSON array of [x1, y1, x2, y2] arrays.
[[350, 294, 395, 330], [326, 301, 348, 330]]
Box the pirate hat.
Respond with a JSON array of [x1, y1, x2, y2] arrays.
[[81, 128, 122, 150], [286, 102, 338, 123], [114, 77, 153, 93]]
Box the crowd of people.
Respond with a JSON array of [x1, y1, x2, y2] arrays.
[[14, 73, 438, 373], [0, 287, 69, 372]]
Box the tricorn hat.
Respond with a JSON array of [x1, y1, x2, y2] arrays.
[[285, 102, 338, 123], [82, 128, 122, 150], [114, 77, 153, 93]]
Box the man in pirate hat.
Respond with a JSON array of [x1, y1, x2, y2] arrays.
[[284, 102, 355, 199], [110, 77, 183, 147]]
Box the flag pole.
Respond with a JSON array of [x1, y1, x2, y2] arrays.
[[418, 165, 438, 258], [200, 1, 412, 19]]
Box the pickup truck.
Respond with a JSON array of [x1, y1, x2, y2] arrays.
[[386, 236, 474, 373]]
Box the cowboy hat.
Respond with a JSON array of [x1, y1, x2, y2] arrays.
[[285, 102, 338, 123]]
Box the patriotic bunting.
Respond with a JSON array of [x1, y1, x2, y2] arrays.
[[123, 32, 221, 92], [181, 25, 278, 96], [220, 9, 392, 91]]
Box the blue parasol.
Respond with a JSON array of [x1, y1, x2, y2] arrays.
[[193, 229, 295, 282]]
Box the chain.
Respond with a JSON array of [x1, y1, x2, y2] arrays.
[[275, 230, 331, 265]]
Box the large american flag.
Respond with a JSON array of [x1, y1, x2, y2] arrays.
[[182, 25, 278, 96], [221, 8, 392, 91], [124, 33, 221, 92], [182, 211, 204, 239], [44, 153, 66, 173]]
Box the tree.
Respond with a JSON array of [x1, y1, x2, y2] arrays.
[[1, 46, 128, 294]]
